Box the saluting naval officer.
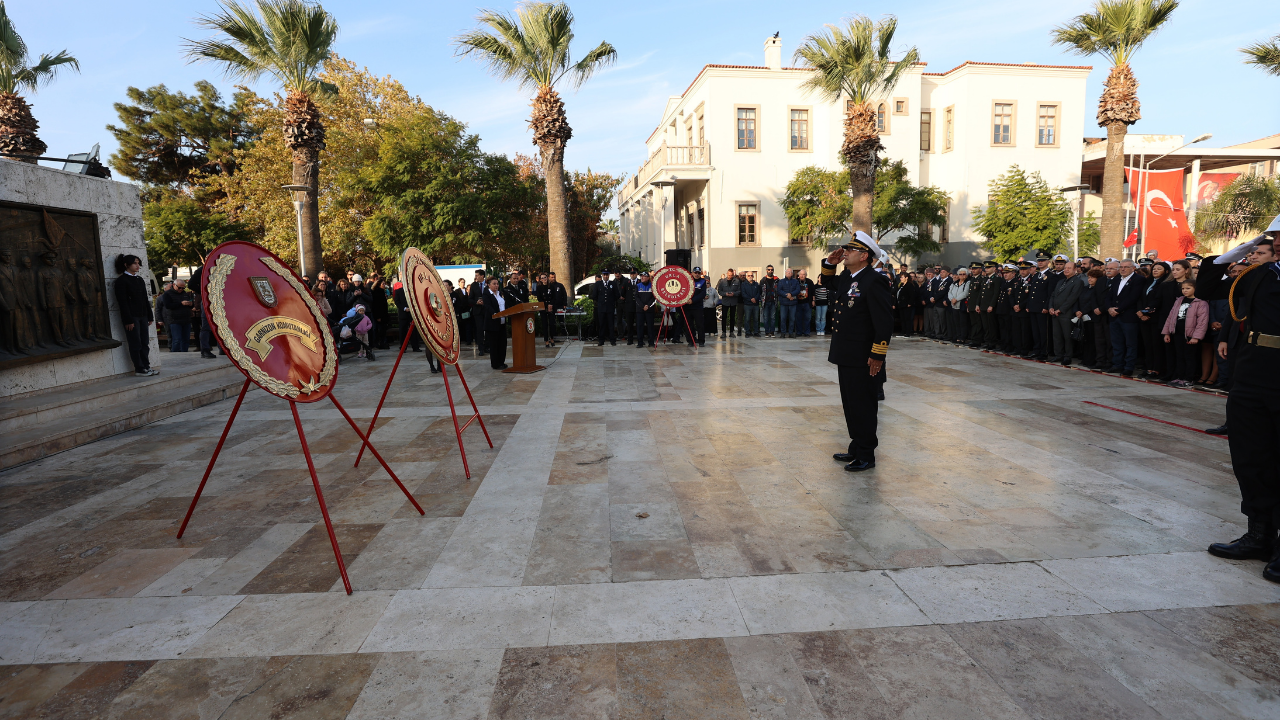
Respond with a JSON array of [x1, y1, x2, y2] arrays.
[[1203, 218, 1280, 582], [823, 231, 894, 472]]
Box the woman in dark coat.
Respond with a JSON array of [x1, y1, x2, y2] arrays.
[[446, 280, 472, 345], [1138, 262, 1172, 379], [114, 254, 154, 376], [895, 272, 920, 337]]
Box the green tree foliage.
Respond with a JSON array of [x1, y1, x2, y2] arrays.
[[568, 169, 624, 282], [1243, 34, 1280, 76], [107, 81, 253, 189], [971, 165, 1075, 261], [143, 195, 253, 267], [354, 108, 540, 269], [873, 160, 949, 259], [778, 161, 949, 259], [1194, 174, 1280, 241], [1078, 210, 1101, 257]]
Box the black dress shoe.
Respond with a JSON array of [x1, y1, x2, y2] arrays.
[[1208, 520, 1275, 561], [1205, 424, 1228, 435], [833, 453, 855, 462], [1265, 551, 1280, 584], [844, 459, 876, 472]]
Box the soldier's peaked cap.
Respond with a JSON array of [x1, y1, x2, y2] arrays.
[[969, 261, 984, 269], [1035, 250, 1052, 260], [1017, 260, 1034, 268], [841, 230, 882, 257], [983, 260, 999, 268]]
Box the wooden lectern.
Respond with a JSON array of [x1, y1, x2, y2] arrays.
[[494, 301, 545, 373]]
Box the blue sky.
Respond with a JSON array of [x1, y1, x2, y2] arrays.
[[12, 0, 1279, 195]]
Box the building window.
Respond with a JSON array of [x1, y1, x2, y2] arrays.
[[920, 111, 932, 152], [697, 206, 705, 248], [736, 107, 756, 149], [944, 107, 954, 151], [876, 103, 886, 132], [737, 204, 757, 245], [992, 102, 1013, 145], [790, 109, 809, 150], [939, 201, 950, 244], [1037, 104, 1058, 146], [697, 115, 704, 146], [686, 121, 693, 148], [893, 98, 908, 116]]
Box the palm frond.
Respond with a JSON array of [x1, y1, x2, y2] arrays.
[[453, 1, 613, 93], [1242, 36, 1280, 76], [184, 0, 337, 95], [793, 15, 918, 105], [0, 1, 29, 68], [0, 1, 79, 95], [1051, 0, 1178, 66], [12, 51, 79, 92]]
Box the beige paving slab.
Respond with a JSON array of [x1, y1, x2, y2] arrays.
[[549, 578, 748, 645], [729, 571, 929, 635], [1039, 552, 1280, 612], [360, 587, 555, 652], [184, 591, 393, 657], [890, 561, 1108, 624], [44, 548, 199, 599], [345, 649, 505, 720]]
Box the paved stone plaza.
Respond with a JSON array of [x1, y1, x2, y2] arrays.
[[1, 337, 1278, 718]]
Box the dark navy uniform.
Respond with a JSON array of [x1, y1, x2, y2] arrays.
[[979, 261, 1002, 348], [822, 247, 893, 469], [966, 262, 985, 345]]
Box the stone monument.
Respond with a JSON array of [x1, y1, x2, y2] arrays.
[[0, 159, 158, 397]]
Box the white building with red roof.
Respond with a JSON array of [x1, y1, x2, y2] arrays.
[[617, 35, 1091, 273]]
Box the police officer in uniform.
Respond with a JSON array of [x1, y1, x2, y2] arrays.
[[1203, 221, 1280, 581], [823, 232, 893, 472]]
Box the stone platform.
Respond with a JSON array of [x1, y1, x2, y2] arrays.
[[1, 352, 243, 470], [0, 337, 1277, 718]]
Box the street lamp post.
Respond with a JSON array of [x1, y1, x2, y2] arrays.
[[281, 184, 310, 278], [1138, 133, 1212, 254], [1058, 184, 1090, 260]]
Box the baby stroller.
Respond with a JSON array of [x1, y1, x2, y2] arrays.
[[335, 304, 375, 362]]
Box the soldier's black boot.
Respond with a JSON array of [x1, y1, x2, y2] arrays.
[[1265, 547, 1280, 584], [1208, 519, 1275, 561]]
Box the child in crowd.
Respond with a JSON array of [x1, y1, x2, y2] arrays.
[[1162, 280, 1208, 388]]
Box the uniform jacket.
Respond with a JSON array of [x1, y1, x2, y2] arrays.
[[1026, 270, 1050, 312], [968, 274, 986, 312], [821, 260, 893, 365], [619, 277, 638, 312], [1161, 297, 1210, 339], [996, 278, 1018, 314], [592, 279, 620, 311], [979, 273, 1003, 310], [933, 276, 953, 306], [1226, 261, 1280, 391]]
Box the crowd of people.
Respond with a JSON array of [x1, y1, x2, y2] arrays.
[[889, 250, 1232, 390]]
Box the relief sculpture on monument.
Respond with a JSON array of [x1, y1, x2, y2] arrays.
[[0, 200, 120, 370]]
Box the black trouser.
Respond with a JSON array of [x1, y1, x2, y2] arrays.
[[838, 360, 884, 463], [197, 312, 214, 353], [704, 307, 717, 340], [619, 308, 634, 343], [474, 310, 487, 353], [1227, 383, 1280, 526], [949, 308, 968, 342], [597, 308, 616, 343], [487, 320, 507, 368], [1029, 311, 1048, 356], [373, 312, 389, 348], [635, 308, 654, 346], [968, 311, 982, 343], [997, 314, 1013, 350], [721, 305, 737, 335], [1051, 314, 1074, 362], [686, 305, 702, 345], [899, 307, 915, 336], [398, 309, 421, 351], [1173, 321, 1200, 381], [983, 309, 999, 346], [1012, 312, 1030, 353], [123, 316, 150, 372]]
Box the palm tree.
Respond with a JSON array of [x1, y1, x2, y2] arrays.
[[1242, 35, 1280, 76], [793, 16, 918, 233], [185, 0, 338, 276], [1052, 0, 1178, 260], [454, 2, 615, 284], [0, 1, 79, 162]]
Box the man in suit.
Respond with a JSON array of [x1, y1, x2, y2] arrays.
[[619, 269, 637, 344], [1105, 258, 1143, 376], [1026, 250, 1052, 358], [482, 277, 515, 370], [1049, 259, 1086, 366], [594, 271, 619, 346], [469, 269, 488, 355], [822, 232, 893, 472]]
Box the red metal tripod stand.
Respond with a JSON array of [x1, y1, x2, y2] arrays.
[[654, 304, 699, 348], [175, 379, 426, 594], [354, 329, 493, 478]]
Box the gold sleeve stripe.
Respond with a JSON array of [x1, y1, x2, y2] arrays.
[[821, 266, 836, 276], [871, 341, 889, 355]]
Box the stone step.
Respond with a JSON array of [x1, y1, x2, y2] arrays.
[[1, 356, 247, 470], [1, 353, 242, 435]]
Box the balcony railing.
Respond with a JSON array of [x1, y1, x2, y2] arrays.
[[620, 143, 711, 207]]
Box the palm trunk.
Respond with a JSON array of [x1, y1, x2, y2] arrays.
[[531, 87, 573, 283], [1096, 63, 1141, 261], [0, 92, 47, 163], [283, 91, 326, 278], [842, 102, 882, 234], [1099, 121, 1128, 260], [291, 147, 324, 278]]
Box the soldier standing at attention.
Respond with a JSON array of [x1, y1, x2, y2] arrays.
[[1203, 222, 1280, 582], [966, 261, 985, 347], [979, 260, 1002, 349], [823, 232, 893, 472]]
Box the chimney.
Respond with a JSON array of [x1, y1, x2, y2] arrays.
[[764, 34, 782, 70]]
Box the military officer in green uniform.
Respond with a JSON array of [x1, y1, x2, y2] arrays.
[[823, 232, 894, 472]]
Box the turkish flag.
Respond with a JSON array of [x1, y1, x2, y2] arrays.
[[1125, 168, 1194, 259], [1124, 228, 1139, 248]]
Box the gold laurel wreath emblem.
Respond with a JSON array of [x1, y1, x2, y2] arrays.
[[208, 253, 337, 398]]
